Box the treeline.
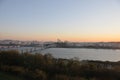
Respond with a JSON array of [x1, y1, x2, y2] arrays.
[[0, 50, 120, 80], [56, 42, 120, 49]]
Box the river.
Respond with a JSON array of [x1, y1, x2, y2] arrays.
[[1, 47, 120, 61], [40, 48, 120, 61]]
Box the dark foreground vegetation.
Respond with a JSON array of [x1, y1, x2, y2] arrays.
[[0, 50, 120, 80], [0, 72, 25, 80]]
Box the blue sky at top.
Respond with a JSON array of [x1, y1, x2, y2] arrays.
[[0, 0, 120, 41]]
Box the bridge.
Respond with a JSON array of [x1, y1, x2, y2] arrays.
[[0, 42, 56, 53]]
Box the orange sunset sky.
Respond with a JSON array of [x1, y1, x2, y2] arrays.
[[0, 0, 120, 42]]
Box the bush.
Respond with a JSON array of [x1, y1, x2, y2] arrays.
[[0, 50, 120, 80]]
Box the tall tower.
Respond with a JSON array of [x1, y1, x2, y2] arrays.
[[57, 38, 62, 43]]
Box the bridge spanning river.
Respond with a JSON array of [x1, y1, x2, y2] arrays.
[[0, 43, 56, 53]]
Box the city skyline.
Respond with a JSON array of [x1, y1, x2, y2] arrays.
[[0, 0, 120, 42]]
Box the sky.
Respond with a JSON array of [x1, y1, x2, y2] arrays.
[[0, 0, 120, 42]]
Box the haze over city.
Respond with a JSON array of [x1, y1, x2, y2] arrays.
[[0, 0, 120, 42]]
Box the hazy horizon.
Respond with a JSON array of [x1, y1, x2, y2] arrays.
[[0, 0, 120, 42]]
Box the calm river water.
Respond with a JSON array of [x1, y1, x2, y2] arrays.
[[1, 47, 120, 61], [40, 48, 120, 61]]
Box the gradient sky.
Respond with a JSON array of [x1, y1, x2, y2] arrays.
[[0, 0, 120, 42]]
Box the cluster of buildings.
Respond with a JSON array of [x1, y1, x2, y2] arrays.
[[0, 40, 42, 45], [1, 39, 120, 49], [0, 40, 44, 49]]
